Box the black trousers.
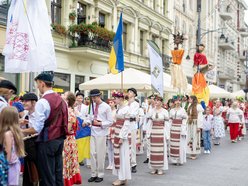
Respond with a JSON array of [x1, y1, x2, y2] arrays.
[[37, 138, 64, 186]]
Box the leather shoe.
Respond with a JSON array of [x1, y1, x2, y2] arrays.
[[131, 166, 137, 173], [143, 158, 149, 163], [88, 177, 97, 182], [95, 177, 104, 183]]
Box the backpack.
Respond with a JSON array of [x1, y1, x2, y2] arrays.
[[0, 144, 8, 186]]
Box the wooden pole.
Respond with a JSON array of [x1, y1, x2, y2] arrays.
[[121, 71, 123, 92]]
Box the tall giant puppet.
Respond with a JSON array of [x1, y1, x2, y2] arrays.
[[170, 32, 188, 92], [192, 44, 214, 108]]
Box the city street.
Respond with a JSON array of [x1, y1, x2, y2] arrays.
[[81, 133, 248, 186]]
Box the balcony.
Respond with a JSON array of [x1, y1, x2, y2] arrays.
[[218, 38, 235, 50], [239, 28, 248, 37], [218, 67, 234, 80], [239, 50, 247, 62], [219, 5, 233, 21]]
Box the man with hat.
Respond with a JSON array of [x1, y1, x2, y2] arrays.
[[21, 92, 40, 185], [86, 89, 113, 183], [22, 72, 68, 186], [127, 88, 140, 173], [0, 79, 17, 112]]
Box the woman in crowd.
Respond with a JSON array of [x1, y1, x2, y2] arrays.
[[149, 96, 169, 175], [112, 91, 131, 186], [212, 100, 225, 145], [169, 96, 187, 165], [222, 101, 230, 130], [63, 92, 82, 186], [0, 107, 25, 186], [187, 95, 204, 160], [226, 101, 245, 143], [106, 98, 116, 170]]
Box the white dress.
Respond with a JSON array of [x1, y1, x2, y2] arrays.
[[112, 105, 131, 181], [213, 107, 225, 138], [149, 108, 169, 171], [169, 107, 188, 164], [187, 104, 204, 155]]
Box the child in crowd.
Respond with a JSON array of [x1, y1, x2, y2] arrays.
[[0, 107, 25, 186], [202, 107, 214, 154]]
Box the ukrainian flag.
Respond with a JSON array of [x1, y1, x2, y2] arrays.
[[75, 117, 91, 162], [108, 13, 124, 74]]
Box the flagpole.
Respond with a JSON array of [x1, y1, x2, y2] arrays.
[[121, 71, 123, 92]]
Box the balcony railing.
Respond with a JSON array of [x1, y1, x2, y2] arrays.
[[75, 33, 112, 52], [219, 5, 233, 21], [218, 38, 235, 50]]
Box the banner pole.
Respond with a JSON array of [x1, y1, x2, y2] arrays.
[[121, 71, 123, 92]]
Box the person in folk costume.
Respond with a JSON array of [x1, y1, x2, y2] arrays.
[[226, 101, 245, 143], [222, 101, 230, 130], [169, 96, 188, 165], [61, 92, 82, 186], [86, 89, 113, 183], [148, 95, 169, 175], [237, 99, 246, 139], [106, 98, 117, 170], [74, 92, 91, 167], [112, 91, 132, 186], [181, 95, 190, 111], [0, 80, 17, 112], [22, 72, 68, 186], [136, 98, 145, 154], [143, 94, 155, 164], [186, 95, 204, 160], [212, 100, 225, 145], [244, 102, 248, 133], [20, 93, 40, 186], [126, 88, 140, 173]]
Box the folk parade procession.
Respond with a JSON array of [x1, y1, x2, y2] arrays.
[[0, 0, 248, 186]]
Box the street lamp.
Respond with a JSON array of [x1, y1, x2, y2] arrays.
[[244, 50, 248, 101]]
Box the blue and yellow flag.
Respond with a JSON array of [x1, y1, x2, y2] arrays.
[[108, 13, 124, 74]]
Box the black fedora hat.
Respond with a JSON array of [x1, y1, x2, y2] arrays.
[[127, 88, 137, 97], [0, 80, 17, 94], [89, 89, 101, 97]]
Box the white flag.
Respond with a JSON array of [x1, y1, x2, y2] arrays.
[[147, 41, 164, 97], [3, 0, 56, 73]]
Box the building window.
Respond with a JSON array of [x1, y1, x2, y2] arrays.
[[153, 0, 156, 10], [162, 40, 165, 54], [0, 0, 10, 25], [140, 30, 144, 55], [77, 2, 86, 24], [152, 35, 157, 43], [51, 0, 62, 24], [53, 72, 70, 93], [99, 12, 105, 27], [75, 75, 85, 92], [163, 0, 167, 15], [183, 0, 186, 12], [123, 23, 127, 51]]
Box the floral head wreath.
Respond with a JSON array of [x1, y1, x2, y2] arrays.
[[112, 91, 124, 98]]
